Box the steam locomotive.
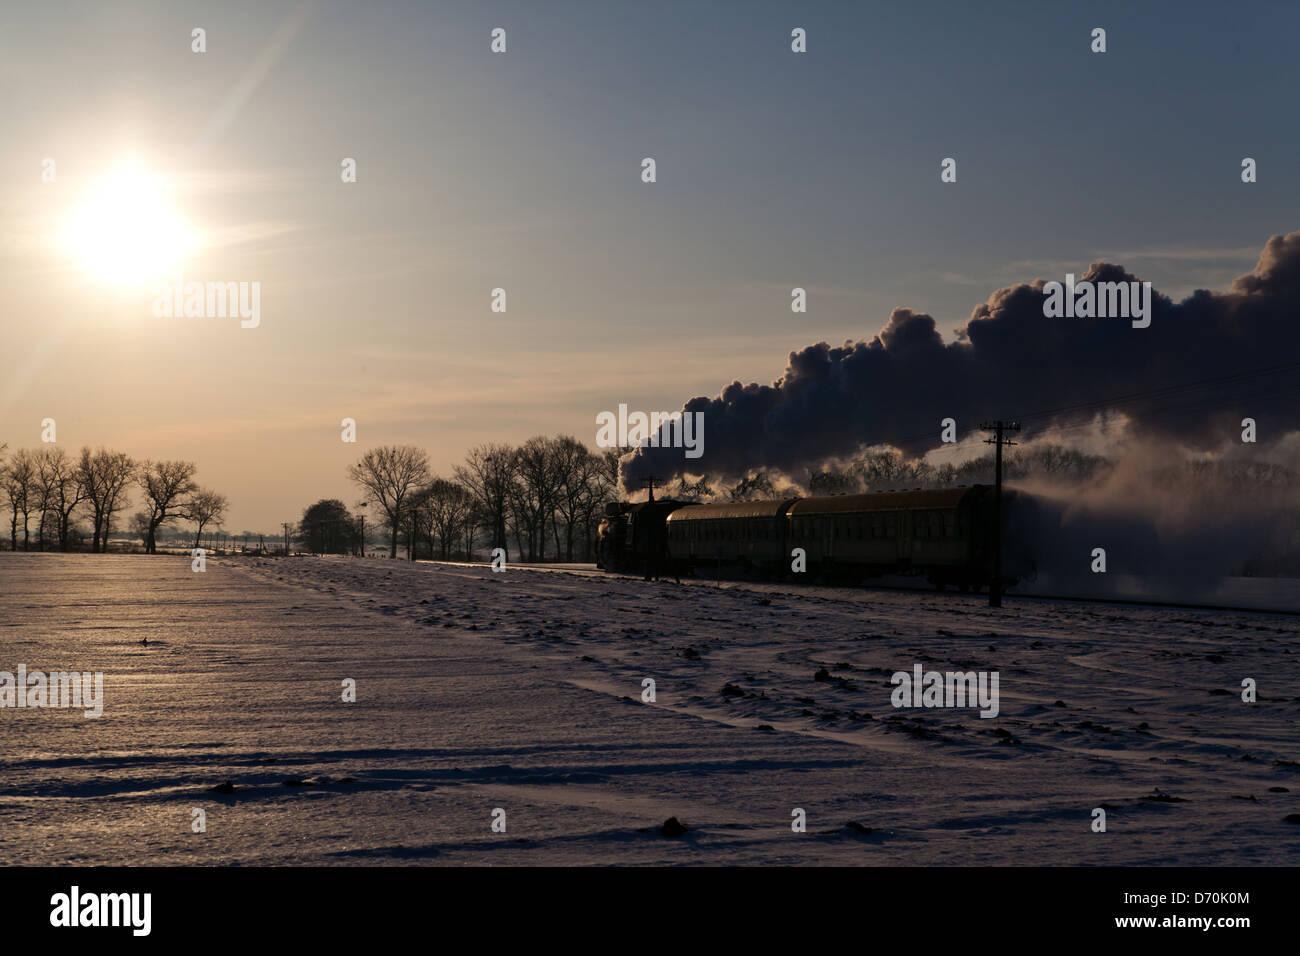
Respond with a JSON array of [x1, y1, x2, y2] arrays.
[[596, 484, 1035, 592]]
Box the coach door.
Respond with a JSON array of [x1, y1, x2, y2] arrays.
[[897, 509, 911, 561]]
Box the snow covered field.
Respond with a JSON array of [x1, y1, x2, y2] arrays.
[[1, 551, 1297, 865]]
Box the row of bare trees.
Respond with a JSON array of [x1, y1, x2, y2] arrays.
[[344, 438, 623, 562], [0, 443, 228, 553], [656, 444, 1118, 502]]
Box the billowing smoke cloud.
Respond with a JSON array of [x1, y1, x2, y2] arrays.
[[1006, 435, 1300, 601], [621, 231, 1300, 491]]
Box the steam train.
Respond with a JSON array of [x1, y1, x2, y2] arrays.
[[596, 485, 1035, 592]]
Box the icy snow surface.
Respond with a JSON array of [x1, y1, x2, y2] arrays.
[[1, 552, 1297, 865]]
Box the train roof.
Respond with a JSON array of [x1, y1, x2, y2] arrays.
[[666, 499, 799, 522], [788, 486, 984, 515]]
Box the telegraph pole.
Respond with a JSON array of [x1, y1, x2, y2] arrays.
[[641, 476, 662, 503], [980, 420, 1019, 608]]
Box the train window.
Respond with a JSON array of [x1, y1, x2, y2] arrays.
[[944, 512, 956, 537]]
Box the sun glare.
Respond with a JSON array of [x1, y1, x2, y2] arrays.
[[61, 161, 199, 286]]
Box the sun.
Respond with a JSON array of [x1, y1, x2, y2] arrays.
[[60, 160, 199, 286]]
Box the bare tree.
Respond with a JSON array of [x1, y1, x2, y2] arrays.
[[551, 436, 593, 562], [348, 445, 431, 559], [78, 447, 136, 552], [1, 448, 36, 551], [34, 447, 87, 551], [136, 460, 198, 554], [454, 443, 517, 561], [727, 471, 777, 501], [187, 488, 229, 550], [418, 478, 475, 561], [100, 453, 135, 550], [807, 466, 859, 496], [512, 436, 559, 561], [130, 511, 151, 548]]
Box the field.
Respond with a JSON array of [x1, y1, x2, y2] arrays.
[[1, 552, 1298, 865]]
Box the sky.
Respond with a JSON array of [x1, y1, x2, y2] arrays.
[[2, 0, 1297, 532]]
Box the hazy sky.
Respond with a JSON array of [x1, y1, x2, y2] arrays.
[[2, 0, 1297, 531]]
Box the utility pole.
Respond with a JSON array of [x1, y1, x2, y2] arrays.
[[641, 476, 662, 503], [980, 420, 1019, 608], [282, 522, 291, 557]]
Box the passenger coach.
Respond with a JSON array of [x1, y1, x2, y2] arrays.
[[661, 485, 1023, 591]]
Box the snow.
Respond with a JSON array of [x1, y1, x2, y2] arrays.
[[1, 551, 1297, 865]]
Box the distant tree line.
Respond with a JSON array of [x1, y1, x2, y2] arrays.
[[320, 437, 624, 563], [805, 445, 1111, 497], [711, 444, 1117, 501], [0, 442, 228, 553]]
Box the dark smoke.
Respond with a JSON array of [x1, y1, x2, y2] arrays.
[[621, 231, 1300, 490]]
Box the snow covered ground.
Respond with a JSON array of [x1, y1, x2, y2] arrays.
[[1, 551, 1297, 865]]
